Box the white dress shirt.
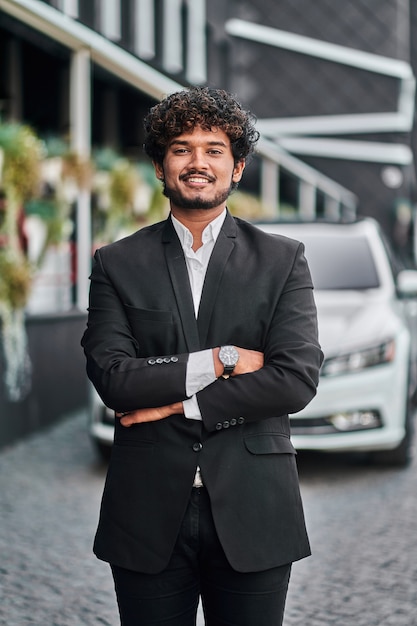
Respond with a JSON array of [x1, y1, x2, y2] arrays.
[[171, 210, 227, 421]]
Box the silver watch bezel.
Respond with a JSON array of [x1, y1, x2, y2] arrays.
[[219, 345, 239, 375]]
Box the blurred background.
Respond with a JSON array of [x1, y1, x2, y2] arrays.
[[2, 3, 417, 625]]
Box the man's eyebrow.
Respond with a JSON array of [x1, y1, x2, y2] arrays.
[[168, 139, 228, 148]]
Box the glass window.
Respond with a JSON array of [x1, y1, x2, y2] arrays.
[[301, 235, 380, 290]]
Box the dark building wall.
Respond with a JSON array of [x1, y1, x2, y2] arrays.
[[218, 0, 409, 117], [0, 312, 89, 449], [232, 0, 409, 57], [228, 45, 400, 119]]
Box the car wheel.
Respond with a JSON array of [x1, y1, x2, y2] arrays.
[[370, 389, 415, 467]]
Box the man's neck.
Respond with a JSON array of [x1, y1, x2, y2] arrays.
[[170, 206, 226, 251]]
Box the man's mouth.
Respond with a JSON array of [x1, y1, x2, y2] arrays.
[[181, 172, 215, 185], [187, 177, 210, 184]]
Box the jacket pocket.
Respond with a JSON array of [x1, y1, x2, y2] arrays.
[[244, 433, 296, 455], [124, 305, 177, 355], [124, 305, 174, 324]]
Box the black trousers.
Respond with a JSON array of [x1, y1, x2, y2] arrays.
[[111, 487, 291, 625]]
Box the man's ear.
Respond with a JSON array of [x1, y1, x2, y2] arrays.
[[153, 161, 164, 181], [232, 159, 245, 183]]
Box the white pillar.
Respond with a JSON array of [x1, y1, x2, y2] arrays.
[[70, 48, 91, 312], [324, 195, 341, 220], [186, 0, 207, 84], [163, 0, 183, 74], [134, 0, 155, 59], [299, 181, 316, 219], [99, 0, 121, 41], [59, 0, 79, 18], [261, 158, 279, 218]]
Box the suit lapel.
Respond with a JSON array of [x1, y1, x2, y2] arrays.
[[162, 219, 201, 352], [197, 212, 237, 346]]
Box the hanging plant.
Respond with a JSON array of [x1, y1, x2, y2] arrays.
[[0, 123, 42, 402], [62, 151, 94, 191], [0, 251, 33, 401], [92, 158, 148, 243]]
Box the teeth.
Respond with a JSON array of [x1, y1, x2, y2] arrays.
[[188, 177, 208, 183]]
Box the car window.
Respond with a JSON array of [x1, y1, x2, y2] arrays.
[[300, 235, 380, 290]]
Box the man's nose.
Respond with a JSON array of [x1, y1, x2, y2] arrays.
[[188, 149, 208, 170]]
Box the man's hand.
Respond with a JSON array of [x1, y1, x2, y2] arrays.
[[116, 402, 184, 427], [213, 347, 264, 378]]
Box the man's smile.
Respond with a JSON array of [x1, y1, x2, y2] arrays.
[[186, 176, 211, 184], [180, 171, 216, 186]]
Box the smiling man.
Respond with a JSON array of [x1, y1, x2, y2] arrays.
[[82, 87, 323, 626]]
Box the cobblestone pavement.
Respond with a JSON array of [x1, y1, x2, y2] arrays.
[[285, 433, 417, 626], [1, 410, 417, 625]]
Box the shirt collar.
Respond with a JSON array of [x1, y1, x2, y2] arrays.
[[171, 209, 227, 250]]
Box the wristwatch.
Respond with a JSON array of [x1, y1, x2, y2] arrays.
[[218, 345, 239, 378]]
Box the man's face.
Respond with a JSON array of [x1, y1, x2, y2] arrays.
[[153, 126, 245, 212]]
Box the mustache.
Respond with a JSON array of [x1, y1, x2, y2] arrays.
[[179, 170, 216, 183]]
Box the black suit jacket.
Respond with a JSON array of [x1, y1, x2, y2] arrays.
[[82, 211, 323, 573]]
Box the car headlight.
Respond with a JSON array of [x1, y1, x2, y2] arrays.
[[321, 339, 396, 377]]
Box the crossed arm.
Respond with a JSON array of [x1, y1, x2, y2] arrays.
[[118, 347, 264, 427]]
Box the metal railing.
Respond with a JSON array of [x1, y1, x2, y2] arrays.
[[257, 136, 358, 221]]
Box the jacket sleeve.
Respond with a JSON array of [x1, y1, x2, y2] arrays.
[[196, 242, 324, 431], [81, 249, 189, 411]]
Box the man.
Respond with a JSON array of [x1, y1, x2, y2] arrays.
[[82, 87, 323, 625]]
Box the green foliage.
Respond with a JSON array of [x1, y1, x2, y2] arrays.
[[0, 252, 32, 310], [0, 123, 43, 202]]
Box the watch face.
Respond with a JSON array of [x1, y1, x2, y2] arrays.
[[219, 345, 239, 366]]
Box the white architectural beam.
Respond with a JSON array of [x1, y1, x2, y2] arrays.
[[70, 48, 91, 312], [279, 137, 414, 165], [225, 18, 413, 78], [257, 110, 415, 137]]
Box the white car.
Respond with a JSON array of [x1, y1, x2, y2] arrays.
[[257, 218, 417, 466], [89, 218, 417, 466]]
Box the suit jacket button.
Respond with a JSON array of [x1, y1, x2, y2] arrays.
[[171, 356, 179, 362], [156, 358, 163, 364], [237, 417, 245, 424], [215, 423, 222, 430], [192, 442, 203, 452], [230, 418, 237, 426], [148, 358, 156, 365], [223, 421, 230, 428], [163, 357, 171, 363]]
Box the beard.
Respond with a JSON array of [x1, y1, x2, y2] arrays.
[[162, 181, 234, 210]]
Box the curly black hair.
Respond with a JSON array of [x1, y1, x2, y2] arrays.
[[143, 87, 259, 166]]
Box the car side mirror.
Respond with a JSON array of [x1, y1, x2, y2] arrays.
[[396, 269, 417, 297]]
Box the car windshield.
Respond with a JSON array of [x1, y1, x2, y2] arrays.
[[301, 235, 380, 290]]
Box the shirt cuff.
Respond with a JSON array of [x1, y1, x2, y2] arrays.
[[183, 396, 203, 421], [186, 349, 217, 396]]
